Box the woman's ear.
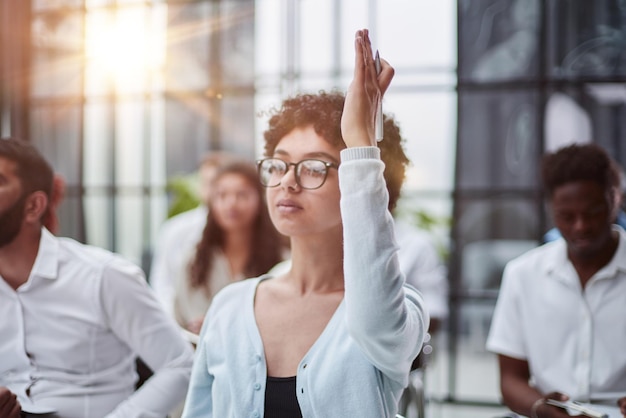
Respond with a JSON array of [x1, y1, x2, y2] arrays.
[[24, 191, 49, 225]]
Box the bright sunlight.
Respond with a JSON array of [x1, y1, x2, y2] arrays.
[[84, 4, 166, 92]]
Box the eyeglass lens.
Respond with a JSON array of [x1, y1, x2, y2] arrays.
[[259, 159, 329, 189]]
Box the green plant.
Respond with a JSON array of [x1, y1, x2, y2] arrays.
[[166, 173, 201, 218], [395, 203, 451, 261]]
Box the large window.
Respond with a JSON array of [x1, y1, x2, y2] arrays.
[[10, 0, 625, 410], [27, 0, 256, 269], [452, 0, 626, 405], [21, 0, 458, 283], [2, 0, 463, 404]]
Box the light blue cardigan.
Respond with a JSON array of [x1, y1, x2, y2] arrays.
[[182, 147, 429, 418]]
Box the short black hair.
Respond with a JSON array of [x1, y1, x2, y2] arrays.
[[541, 143, 620, 197], [262, 91, 410, 211], [0, 137, 54, 199]]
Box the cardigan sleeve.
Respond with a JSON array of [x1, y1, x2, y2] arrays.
[[339, 146, 429, 386]]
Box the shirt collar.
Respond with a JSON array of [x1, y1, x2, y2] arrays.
[[543, 239, 568, 276], [30, 227, 59, 281], [544, 225, 626, 281]]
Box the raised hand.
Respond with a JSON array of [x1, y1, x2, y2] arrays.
[[341, 29, 394, 148]]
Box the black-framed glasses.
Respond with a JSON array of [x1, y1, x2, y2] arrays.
[[256, 158, 339, 190]]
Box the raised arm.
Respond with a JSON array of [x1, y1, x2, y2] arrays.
[[339, 29, 428, 385]]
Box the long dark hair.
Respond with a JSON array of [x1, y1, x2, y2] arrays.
[[188, 160, 285, 289]]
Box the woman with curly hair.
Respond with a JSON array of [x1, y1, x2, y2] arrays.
[[182, 29, 428, 418]]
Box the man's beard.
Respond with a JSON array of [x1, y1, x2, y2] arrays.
[[0, 195, 26, 248]]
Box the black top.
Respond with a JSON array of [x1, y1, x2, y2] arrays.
[[264, 375, 303, 418]]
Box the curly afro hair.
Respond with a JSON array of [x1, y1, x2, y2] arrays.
[[541, 143, 621, 198], [262, 91, 410, 211]]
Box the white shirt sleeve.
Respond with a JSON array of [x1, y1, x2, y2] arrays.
[[100, 259, 194, 418], [485, 262, 527, 360]]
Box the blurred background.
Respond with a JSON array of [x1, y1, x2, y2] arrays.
[[1, 0, 625, 416]]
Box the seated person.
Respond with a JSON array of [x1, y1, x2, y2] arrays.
[[0, 138, 194, 418], [374, 112, 448, 336], [174, 161, 286, 334], [543, 162, 626, 243], [150, 152, 231, 316], [487, 143, 626, 418], [181, 29, 428, 417]]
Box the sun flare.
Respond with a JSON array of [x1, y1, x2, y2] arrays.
[[84, 5, 165, 90]]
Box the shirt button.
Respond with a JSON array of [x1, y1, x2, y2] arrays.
[[252, 412, 260, 418], [302, 363, 307, 369], [255, 355, 262, 362], [254, 383, 261, 390]]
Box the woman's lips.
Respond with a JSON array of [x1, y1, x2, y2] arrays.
[[276, 199, 302, 213]]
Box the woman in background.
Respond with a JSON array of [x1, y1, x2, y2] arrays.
[[174, 160, 285, 334]]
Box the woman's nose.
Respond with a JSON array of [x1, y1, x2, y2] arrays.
[[280, 165, 300, 191]]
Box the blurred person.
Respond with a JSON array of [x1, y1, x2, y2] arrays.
[[393, 219, 448, 334], [175, 160, 286, 334], [381, 112, 447, 417], [181, 29, 428, 418], [0, 137, 194, 418], [382, 123, 447, 334], [487, 143, 626, 418], [150, 152, 233, 316]]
